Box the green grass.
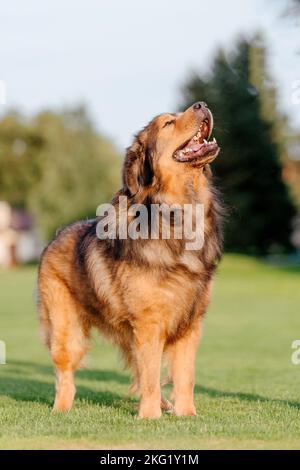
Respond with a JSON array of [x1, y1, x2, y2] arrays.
[[1, 255, 300, 450]]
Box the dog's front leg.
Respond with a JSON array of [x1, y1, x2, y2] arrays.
[[133, 321, 164, 419], [167, 322, 201, 416]]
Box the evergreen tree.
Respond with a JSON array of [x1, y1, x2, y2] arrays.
[[180, 38, 296, 254]]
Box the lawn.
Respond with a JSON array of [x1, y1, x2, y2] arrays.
[[1, 254, 300, 450]]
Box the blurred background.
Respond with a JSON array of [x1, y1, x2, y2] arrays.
[[1, 0, 300, 450], [0, 0, 299, 263]]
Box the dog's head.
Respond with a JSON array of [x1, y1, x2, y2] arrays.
[[123, 102, 220, 196]]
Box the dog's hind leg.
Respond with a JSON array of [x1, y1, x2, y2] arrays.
[[39, 277, 90, 412]]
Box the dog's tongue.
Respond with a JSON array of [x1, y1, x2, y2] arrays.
[[189, 142, 202, 152]]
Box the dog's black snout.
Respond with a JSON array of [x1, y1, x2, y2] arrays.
[[193, 101, 207, 110]]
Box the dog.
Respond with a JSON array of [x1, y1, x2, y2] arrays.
[[38, 101, 223, 419]]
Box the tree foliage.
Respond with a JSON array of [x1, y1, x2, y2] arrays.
[[0, 106, 121, 239], [180, 38, 296, 254]]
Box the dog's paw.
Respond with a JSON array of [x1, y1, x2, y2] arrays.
[[137, 404, 162, 419], [174, 404, 197, 417]]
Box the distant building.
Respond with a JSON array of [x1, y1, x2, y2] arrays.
[[0, 202, 17, 267], [0, 201, 41, 267]]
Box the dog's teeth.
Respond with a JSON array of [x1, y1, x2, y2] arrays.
[[203, 139, 208, 144], [213, 137, 216, 143]]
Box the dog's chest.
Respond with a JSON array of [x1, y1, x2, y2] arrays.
[[119, 256, 205, 329]]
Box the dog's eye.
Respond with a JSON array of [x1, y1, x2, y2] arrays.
[[163, 120, 175, 128]]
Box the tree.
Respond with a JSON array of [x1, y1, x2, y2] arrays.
[[28, 106, 121, 239], [0, 106, 121, 240], [0, 111, 44, 207], [180, 38, 296, 254]]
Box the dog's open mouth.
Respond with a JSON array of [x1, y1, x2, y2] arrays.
[[173, 120, 220, 163]]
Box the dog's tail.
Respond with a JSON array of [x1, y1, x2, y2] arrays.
[[36, 286, 52, 349]]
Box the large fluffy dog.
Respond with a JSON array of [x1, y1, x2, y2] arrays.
[[38, 102, 223, 419]]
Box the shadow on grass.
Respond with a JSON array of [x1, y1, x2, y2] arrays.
[[195, 385, 300, 410], [0, 360, 134, 413], [3, 360, 300, 412], [273, 265, 300, 275], [6, 359, 130, 384]]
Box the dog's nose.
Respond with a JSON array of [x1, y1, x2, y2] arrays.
[[193, 101, 208, 110], [192, 101, 213, 134], [192, 101, 211, 125]]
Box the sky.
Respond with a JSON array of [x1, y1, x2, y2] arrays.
[[0, 0, 299, 149]]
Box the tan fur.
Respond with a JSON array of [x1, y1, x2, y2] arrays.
[[38, 104, 223, 418]]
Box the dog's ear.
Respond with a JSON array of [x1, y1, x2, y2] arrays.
[[122, 138, 154, 195]]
